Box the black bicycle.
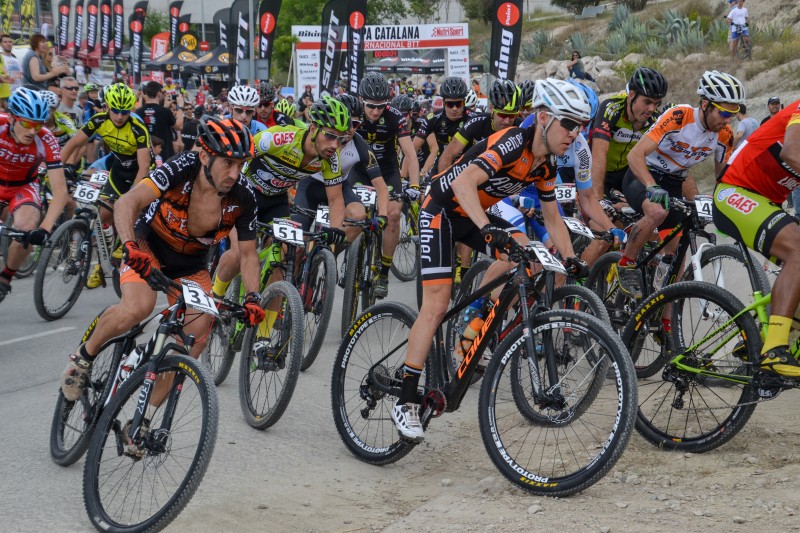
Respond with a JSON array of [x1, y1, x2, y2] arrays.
[[331, 238, 636, 496]]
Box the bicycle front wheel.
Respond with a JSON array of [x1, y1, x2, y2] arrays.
[[34, 218, 92, 321], [299, 247, 336, 371], [341, 234, 364, 335], [238, 280, 304, 430], [200, 276, 240, 385], [479, 309, 637, 496], [389, 206, 419, 282], [82, 355, 218, 532]]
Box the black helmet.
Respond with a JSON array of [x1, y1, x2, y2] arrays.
[[358, 72, 391, 101], [258, 80, 276, 103], [628, 67, 668, 99], [391, 94, 414, 112], [488, 79, 522, 112], [518, 80, 535, 107], [196, 115, 254, 159], [336, 93, 364, 119], [439, 77, 468, 100], [411, 99, 421, 113]]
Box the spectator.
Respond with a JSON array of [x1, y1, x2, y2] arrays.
[[0, 33, 21, 109], [422, 75, 436, 97], [298, 84, 313, 114], [181, 105, 201, 152], [58, 76, 84, 127], [151, 135, 164, 166], [74, 60, 86, 83], [136, 80, 183, 162], [761, 96, 782, 125], [733, 103, 758, 147], [21, 33, 69, 90], [726, 0, 750, 60], [83, 83, 103, 121], [472, 78, 486, 98], [567, 50, 595, 81]]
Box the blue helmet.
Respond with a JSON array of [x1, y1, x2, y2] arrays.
[[566, 78, 599, 123], [8, 87, 50, 122]]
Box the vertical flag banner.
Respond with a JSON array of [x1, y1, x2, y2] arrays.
[[346, 0, 366, 95], [178, 13, 190, 36], [168, 0, 183, 50], [257, 0, 281, 74], [99, 0, 111, 57], [129, 1, 147, 83], [213, 8, 230, 51], [113, 0, 123, 53], [229, 0, 249, 85], [86, 0, 99, 53], [1, 0, 12, 35], [19, 0, 36, 35], [489, 0, 523, 80], [73, 0, 84, 58], [319, 0, 347, 96], [57, 0, 71, 53]]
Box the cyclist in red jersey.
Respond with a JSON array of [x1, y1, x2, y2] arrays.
[[255, 81, 291, 128], [0, 87, 68, 303], [713, 99, 800, 377]]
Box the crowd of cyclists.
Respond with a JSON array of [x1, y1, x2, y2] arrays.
[[2, 61, 800, 518]]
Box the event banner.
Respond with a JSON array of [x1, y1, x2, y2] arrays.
[[179, 13, 190, 36], [319, 0, 348, 96], [85, 0, 99, 53], [57, 0, 71, 52], [113, 0, 123, 53], [489, 0, 523, 80], [345, 0, 366, 95], [168, 0, 182, 51], [257, 0, 281, 69], [73, 0, 84, 58], [129, 0, 147, 82], [212, 8, 230, 51], [229, 0, 249, 84], [99, 0, 111, 57]]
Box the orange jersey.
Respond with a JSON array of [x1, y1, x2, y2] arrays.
[[720, 99, 800, 204], [644, 105, 734, 179]]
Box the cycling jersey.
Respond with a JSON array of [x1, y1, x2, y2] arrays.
[[51, 111, 77, 147], [643, 105, 734, 180], [81, 112, 150, 171], [358, 105, 409, 172], [415, 109, 473, 154], [256, 111, 291, 128], [590, 93, 655, 172], [453, 113, 523, 150], [429, 126, 556, 217], [719, 99, 800, 204], [0, 115, 62, 187], [244, 125, 343, 197], [521, 114, 592, 189], [225, 115, 267, 136], [312, 133, 380, 185]]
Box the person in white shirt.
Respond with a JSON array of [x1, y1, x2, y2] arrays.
[[74, 61, 86, 83], [726, 0, 750, 59]]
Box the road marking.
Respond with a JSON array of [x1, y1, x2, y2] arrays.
[[0, 327, 76, 347]]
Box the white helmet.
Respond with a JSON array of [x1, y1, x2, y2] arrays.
[[696, 70, 746, 104], [39, 90, 60, 109], [465, 89, 478, 109], [228, 84, 260, 107], [532, 78, 592, 122]]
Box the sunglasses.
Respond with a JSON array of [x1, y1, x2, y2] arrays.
[[556, 116, 586, 133], [13, 116, 44, 130], [364, 101, 388, 110], [110, 108, 131, 115], [258, 101, 274, 107], [232, 107, 256, 116], [710, 101, 740, 118], [63, 86, 79, 91], [351, 119, 363, 129], [444, 100, 464, 109], [321, 130, 350, 144], [494, 111, 519, 120]]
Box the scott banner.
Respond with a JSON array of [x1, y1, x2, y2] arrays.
[[318, 0, 347, 96], [257, 0, 281, 72], [73, 0, 84, 58], [229, 0, 250, 85], [85, 0, 99, 53], [168, 0, 182, 50], [212, 8, 230, 51], [99, 0, 111, 57], [57, 0, 71, 53], [113, 0, 123, 53], [489, 0, 523, 80], [129, 0, 147, 83], [345, 0, 366, 95]]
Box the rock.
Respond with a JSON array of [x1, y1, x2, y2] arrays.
[[257, 504, 268, 510], [528, 504, 543, 514], [732, 516, 746, 524], [625, 474, 640, 485], [478, 475, 505, 495], [692, 510, 705, 517], [615, 502, 628, 509], [656, 494, 669, 502], [441, 478, 453, 487], [600, 527, 611, 533], [746, 455, 759, 464], [622, 53, 645, 65]]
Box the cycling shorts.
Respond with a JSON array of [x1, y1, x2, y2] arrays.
[[622, 169, 685, 230], [712, 183, 794, 261], [349, 165, 402, 198], [120, 238, 212, 297], [0, 181, 41, 213], [731, 26, 749, 39], [101, 158, 139, 197], [255, 191, 291, 225], [419, 195, 522, 286], [603, 168, 628, 198], [291, 177, 358, 231]]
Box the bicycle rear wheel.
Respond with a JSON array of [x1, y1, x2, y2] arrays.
[[622, 282, 761, 453], [238, 281, 304, 430], [389, 205, 419, 282], [479, 310, 636, 496], [82, 355, 218, 532], [201, 276, 240, 385], [682, 243, 771, 309], [33, 218, 91, 321], [299, 247, 336, 371]]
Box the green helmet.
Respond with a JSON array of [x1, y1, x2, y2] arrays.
[[275, 99, 296, 117], [104, 83, 137, 111], [84, 83, 99, 92], [308, 95, 351, 133]]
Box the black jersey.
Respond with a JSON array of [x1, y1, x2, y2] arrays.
[[357, 105, 410, 173], [415, 109, 474, 154]]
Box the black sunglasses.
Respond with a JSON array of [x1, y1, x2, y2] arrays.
[[232, 107, 256, 116], [444, 100, 464, 109], [557, 116, 586, 133]]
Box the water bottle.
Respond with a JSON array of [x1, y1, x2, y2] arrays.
[[456, 298, 487, 359], [463, 297, 485, 323], [119, 344, 145, 381], [101, 223, 114, 249], [652, 254, 674, 290]]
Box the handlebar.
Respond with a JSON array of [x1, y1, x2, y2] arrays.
[[254, 219, 329, 244], [0, 225, 28, 243], [146, 268, 246, 319]]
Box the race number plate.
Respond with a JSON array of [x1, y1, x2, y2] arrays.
[[89, 171, 109, 185], [694, 195, 713, 220], [555, 184, 577, 203], [526, 241, 567, 274], [181, 280, 219, 317], [354, 185, 377, 210], [73, 182, 101, 203], [563, 217, 594, 239], [272, 218, 304, 246], [315, 205, 330, 228]]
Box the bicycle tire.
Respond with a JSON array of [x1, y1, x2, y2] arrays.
[[33, 218, 91, 321], [1, 214, 37, 277], [299, 248, 336, 371], [238, 280, 304, 430], [736, 38, 752, 60], [389, 206, 420, 282], [479, 309, 637, 496], [415, 244, 423, 309], [201, 276, 240, 386], [331, 301, 422, 465], [82, 355, 218, 532], [50, 316, 123, 466], [361, 233, 381, 312], [341, 233, 364, 336], [622, 281, 761, 453]]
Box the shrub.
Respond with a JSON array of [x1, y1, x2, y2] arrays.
[[607, 30, 628, 56], [609, 4, 630, 32], [568, 32, 588, 55]]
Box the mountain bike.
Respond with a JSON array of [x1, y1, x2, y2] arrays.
[[33, 171, 122, 321], [733, 24, 752, 60], [331, 239, 637, 496]]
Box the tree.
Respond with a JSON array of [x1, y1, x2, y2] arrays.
[[143, 10, 170, 44], [458, 0, 493, 23], [550, 0, 595, 15]]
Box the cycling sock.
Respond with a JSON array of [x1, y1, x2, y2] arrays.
[[211, 275, 231, 299], [398, 362, 423, 405], [618, 255, 635, 267], [257, 310, 278, 339], [380, 255, 393, 277], [0, 266, 16, 283], [79, 343, 97, 362], [762, 315, 792, 354]]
